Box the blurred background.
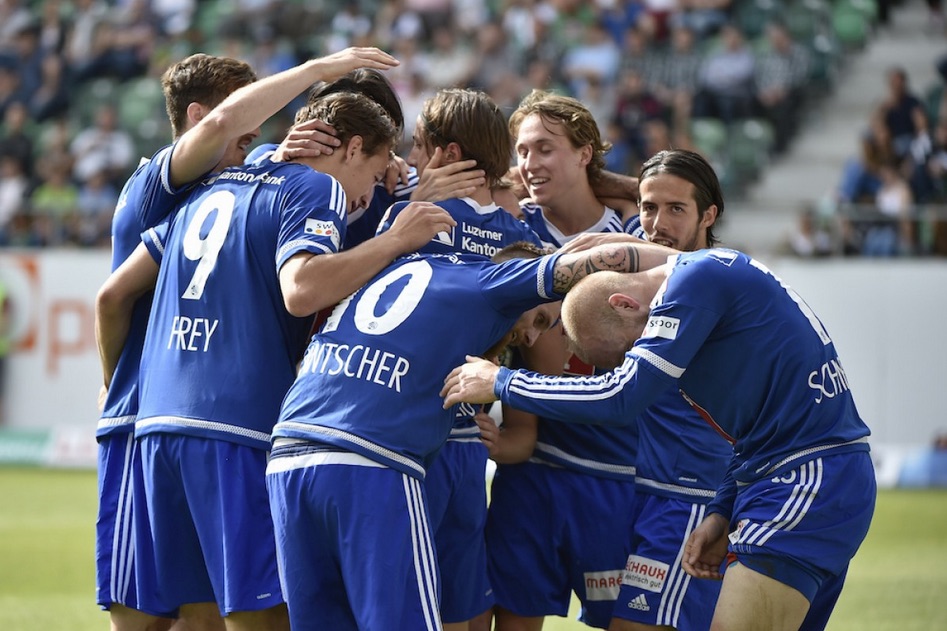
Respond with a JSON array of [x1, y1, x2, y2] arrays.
[[0, 0, 945, 487]]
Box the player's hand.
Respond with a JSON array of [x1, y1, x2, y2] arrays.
[[410, 147, 485, 203], [441, 356, 501, 408], [385, 201, 456, 253], [474, 411, 501, 457], [384, 155, 411, 194], [271, 119, 341, 161], [312, 47, 399, 83], [682, 513, 729, 580]]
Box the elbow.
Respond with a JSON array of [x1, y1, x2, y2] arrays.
[[282, 284, 330, 318]]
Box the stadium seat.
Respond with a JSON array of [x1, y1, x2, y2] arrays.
[[690, 117, 729, 161], [118, 77, 169, 156], [832, 2, 870, 50], [734, 0, 785, 39], [723, 118, 775, 194]]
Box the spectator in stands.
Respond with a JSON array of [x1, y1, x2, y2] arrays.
[[0, 154, 29, 242], [561, 20, 621, 97], [754, 20, 810, 155], [0, 100, 35, 180], [0, 0, 32, 60], [613, 67, 668, 164], [73, 165, 117, 246], [62, 0, 108, 86], [69, 103, 134, 187], [693, 22, 756, 125], [29, 152, 77, 245], [787, 204, 834, 257], [862, 160, 915, 256], [883, 66, 925, 160], [618, 24, 664, 93], [922, 119, 947, 201], [421, 26, 476, 89], [907, 105, 936, 202], [670, 0, 731, 38], [652, 24, 702, 137], [837, 108, 896, 204], [0, 61, 25, 121], [7, 19, 45, 105], [28, 53, 69, 122], [71, 0, 156, 84], [36, 0, 68, 56]]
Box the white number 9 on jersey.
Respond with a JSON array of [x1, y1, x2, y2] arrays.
[[181, 190, 235, 300]]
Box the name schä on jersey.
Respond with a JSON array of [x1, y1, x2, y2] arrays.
[[300, 340, 410, 392]]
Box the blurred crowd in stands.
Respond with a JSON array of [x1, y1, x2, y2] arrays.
[[0, 0, 941, 256], [789, 57, 947, 258]]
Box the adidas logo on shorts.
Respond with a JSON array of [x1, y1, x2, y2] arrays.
[[628, 594, 650, 612]]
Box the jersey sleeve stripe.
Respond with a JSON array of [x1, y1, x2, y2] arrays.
[[631, 347, 685, 378]]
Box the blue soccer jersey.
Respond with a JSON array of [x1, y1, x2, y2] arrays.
[[273, 251, 562, 478], [98, 144, 196, 438], [519, 202, 638, 481], [495, 249, 872, 508], [136, 158, 347, 450], [378, 197, 543, 259], [247, 143, 419, 249], [620, 214, 731, 501]]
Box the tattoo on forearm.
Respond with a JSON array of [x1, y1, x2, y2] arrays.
[[553, 245, 640, 293]]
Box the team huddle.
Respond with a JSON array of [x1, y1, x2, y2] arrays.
[[93, 47, 876, 631]]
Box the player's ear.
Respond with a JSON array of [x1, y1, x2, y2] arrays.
[[186, 102, 206, 125], [578, 143, 593, 168], [700, 204, 719, 229], [607, 293, 641, 315], [444, 141, 463, 163], [345, 135, 364, 161]]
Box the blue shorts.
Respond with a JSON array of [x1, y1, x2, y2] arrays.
[[266, 445, 442, 631], [612, 492, 721, 629], [96, 432, 167, 614], [425, 439, 493, 623], [137, 434, 283, 616], [485, 462, 637, 628], [728, 452, 876, 603]]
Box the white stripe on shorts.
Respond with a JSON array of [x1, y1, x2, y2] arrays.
[[402, 475, 442, 631], [739, 458, 824, 547], [111, 433, 135, 604], [657, 502, 704, 626]]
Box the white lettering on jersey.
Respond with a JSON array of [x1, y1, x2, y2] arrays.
[[642, 315, 680, 340], [461, 223, 504, 241], [167, 316, 220, 352], [300, 341, 411, 392], [584, 570, 623, 601], [622, 555, 669, 593], [808, 357, 851, 403], [460, 236, 502, 257]]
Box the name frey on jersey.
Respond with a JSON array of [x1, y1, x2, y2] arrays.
[[299, 340, 410, 392], [167, 316, 219, 352], [808, 357, 851, 403], [435, 222, 510, 257]]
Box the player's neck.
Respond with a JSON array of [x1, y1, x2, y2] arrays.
[[542, 186, 606, 236], [468, 185, 494, 207]]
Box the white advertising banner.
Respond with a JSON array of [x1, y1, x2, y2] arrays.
[[1, 249, 110, 442]]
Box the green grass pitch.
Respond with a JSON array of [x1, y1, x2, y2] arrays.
[[1, 468, 944, 630]]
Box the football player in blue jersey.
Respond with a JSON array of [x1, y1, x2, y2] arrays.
[[95, 49, 459, 631], [376, 87, 544, 631], [479, 89, 639, 631], [608, 149, 730, 631], [96, 52, 259, 631], [443, 241, 876, 631], [97, 49, 407, 631], [248, 69, 488, 251], [266, 238, 675, 631]]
